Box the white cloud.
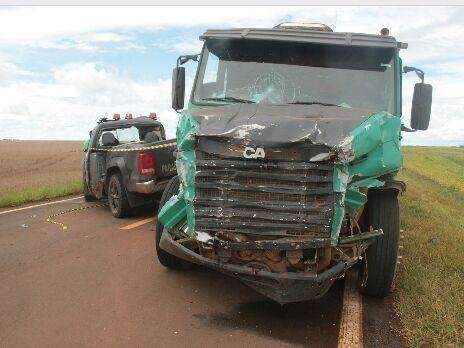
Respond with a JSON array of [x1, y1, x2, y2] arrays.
[[154, 36, 203, 53], [0, 6, 461, 53], [79, 32, 131, 43], [0, 62, 179, 140], [0, 6, 290, 46], [117, 42, 147, 52], [33, 40, 100, 52], [0, 61, 35, 84]]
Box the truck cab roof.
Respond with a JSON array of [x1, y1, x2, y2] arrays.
[[200, 27, 408, 50]]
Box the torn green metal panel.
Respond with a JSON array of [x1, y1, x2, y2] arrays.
[[351, 177, 384, 189], [348, 112, 402, 180], [157, 193, 186, 229], [332, 163, 349, 193], [176, 111, 198, 151], [344, 178, 384, 218], [331, 163, 348, 244], [331, 198, 345, 245], [175, 111, 199, 236], [159, 111, 199, 236], [350, 141, 402, 179], [342, 111, 401, 161], [345, 187, 367, 216], [330, 111, 402, 244]]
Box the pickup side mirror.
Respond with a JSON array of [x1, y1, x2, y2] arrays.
[[83, 139, 89, 152], [411, 83, 433, 130], [172, 66, 185, 110]]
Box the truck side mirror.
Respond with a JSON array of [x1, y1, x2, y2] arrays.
[[172, 66, 185, 110], [410, 83, 433, 130]]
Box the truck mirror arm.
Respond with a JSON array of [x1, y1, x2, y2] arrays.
[[401, 124, 416, 133], [177, 54, 200, 67], [403, 66, 425, 83]]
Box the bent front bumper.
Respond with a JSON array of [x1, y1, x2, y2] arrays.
[[159, 232, 356, 303]]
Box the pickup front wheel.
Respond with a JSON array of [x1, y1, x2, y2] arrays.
[[107, 173, 131, 218]]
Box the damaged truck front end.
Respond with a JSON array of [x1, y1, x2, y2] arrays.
[[157, 25, 432, 303]]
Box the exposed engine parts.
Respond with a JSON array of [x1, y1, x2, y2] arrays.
[[179, 224, 377, 276]]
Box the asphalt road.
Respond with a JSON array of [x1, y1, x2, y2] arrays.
[[0, 196, 403, 347]]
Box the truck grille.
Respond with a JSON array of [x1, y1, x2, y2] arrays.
[[194, 150, 335, 238]]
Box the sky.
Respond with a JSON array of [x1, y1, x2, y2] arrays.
[[0, 6, 463, 146]]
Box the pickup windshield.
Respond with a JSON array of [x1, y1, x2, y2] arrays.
[[192, 39, 396, 113]]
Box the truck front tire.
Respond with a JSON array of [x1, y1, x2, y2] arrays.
[[107, 173, 131, 218], [360, 190, 400, 297], [155, 176, 192, 270]]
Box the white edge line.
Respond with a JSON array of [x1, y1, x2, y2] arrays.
[[0, 196, 84, 216]]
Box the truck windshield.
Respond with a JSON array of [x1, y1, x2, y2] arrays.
[[192, 39, 396, 113]]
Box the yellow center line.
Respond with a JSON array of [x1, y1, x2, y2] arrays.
[[119, 216, 157, 230]]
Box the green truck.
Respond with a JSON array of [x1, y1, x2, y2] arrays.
[[155, 23, 432, 303]]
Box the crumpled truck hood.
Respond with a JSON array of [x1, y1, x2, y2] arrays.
[[189, 103, 371, 148]]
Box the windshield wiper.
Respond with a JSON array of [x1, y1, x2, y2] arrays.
[[201, 96, 256, 104], [289, 100, 341, 107]]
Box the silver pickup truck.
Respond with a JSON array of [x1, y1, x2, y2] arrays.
[[83, 115, 177, 217]]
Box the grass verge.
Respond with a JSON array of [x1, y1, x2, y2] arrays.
[[0, 179, 83, 208], [396, 146, 464, 346]]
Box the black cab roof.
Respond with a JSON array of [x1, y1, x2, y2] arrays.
[[200, 27, 407, 50]]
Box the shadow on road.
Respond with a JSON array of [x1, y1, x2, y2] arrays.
[[185, 267, 343, 347], [132, 204, 158, 217]]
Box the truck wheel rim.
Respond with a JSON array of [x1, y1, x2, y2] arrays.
[[109, 180, 120, 212]]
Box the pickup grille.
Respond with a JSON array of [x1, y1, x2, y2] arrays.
[[194, 150, 335, 238]]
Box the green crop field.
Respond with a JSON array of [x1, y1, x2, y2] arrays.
[[396, 146, 464, 346]]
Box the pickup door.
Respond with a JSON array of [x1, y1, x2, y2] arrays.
[[88, 151, 107, 198]]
